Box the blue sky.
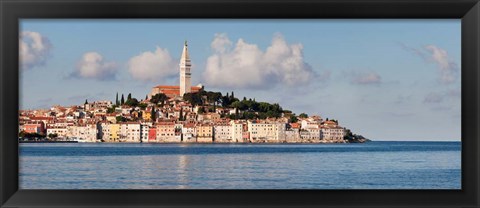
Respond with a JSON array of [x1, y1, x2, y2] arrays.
[[19, 19, 461, 141]]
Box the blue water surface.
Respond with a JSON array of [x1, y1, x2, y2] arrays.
[[19, 141, 461, 189]]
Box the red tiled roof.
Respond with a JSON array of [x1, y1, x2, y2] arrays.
[[154, 85, 179, 89], [290, 123, 300, 128]]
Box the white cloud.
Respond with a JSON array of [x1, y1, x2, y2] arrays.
[[203, 33, 316, 89], [19, 31, 52, 70], [71, 52, 117, 80], [349, 71, 382, 85], [402, 44, 459, 84], [128, 47, 178, 82], [211, 33, 232, 53], [424, 45, 459, 84]]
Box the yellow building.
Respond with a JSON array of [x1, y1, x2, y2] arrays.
[[196, 124, 213, 143], [142, 110, 151, 121], [109, 123, 120, 142]]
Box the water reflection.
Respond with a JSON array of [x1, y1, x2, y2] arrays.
[[19, 142, 461, 189]]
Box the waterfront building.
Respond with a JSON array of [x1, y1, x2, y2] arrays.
[[148, 128, 156, 142], [213, 122, 232, 142], [196, 124, 213, 143], [182, 123, 196, 143], [299, 128, 320, 142], [230, 121, 245, 143], [98, 121, 110, 141], [247, 121, 277, 142], [67, 125, 97, 142], [46, 127, 68, 138], [119, 122, 141, 142], [23, 122, 45, 134], [108, 123, 120, 142], [285, 129, 301, 143], [140, 122, 153, 143], [320, 126, 346, 142], [156, 121, 177, 142]]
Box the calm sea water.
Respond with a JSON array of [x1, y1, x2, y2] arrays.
[[19, 141, 461, 189]]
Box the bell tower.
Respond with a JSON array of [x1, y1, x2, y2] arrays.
[[179, 40, 191, 97]]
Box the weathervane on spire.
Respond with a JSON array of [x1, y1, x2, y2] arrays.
[[184, 40, 188, 46]]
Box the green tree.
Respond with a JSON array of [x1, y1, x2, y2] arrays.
[[183, 92, 203, 106], [205, 91, 222, 105], [289, 114, 298, 123], [107, 107, 115, 113], [121, 94, 125, 105], [127, 93, 132, 101], [150, 93, 168, 105], [124, 98, 139, 107], [299, 113, 308, 118], [116, 92, 119, 105]]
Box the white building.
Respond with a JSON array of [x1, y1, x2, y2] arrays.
[[320, 126, 346, 142], [46, 127, 68, 138], [119, 122, 141, 142], [67, 125, 97, 142], [213, 123, 233, 142], [99, 122, 111, 141], [182, 123, 196, 142], [230, 121, 245, 143], [247, 121, 282, 142], [301, 119, 321, 130]]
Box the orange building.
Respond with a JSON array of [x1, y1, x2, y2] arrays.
[[24, 122, 45, 135], [150, 85, 202, 99]]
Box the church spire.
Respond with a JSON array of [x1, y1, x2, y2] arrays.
[[179, 40, 191, 97], [181, 40, 189, 61]]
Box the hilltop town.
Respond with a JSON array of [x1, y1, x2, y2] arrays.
[[19, 42, 368, 144]]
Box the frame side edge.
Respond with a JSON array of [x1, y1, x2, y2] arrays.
[[462, 1, 480, 207], [1, 1, 20, 207]]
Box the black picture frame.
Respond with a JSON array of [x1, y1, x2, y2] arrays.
[[1, 0, 479, 207]]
